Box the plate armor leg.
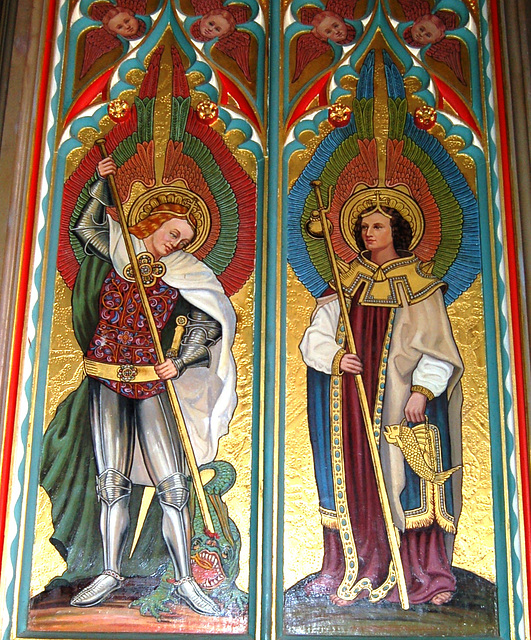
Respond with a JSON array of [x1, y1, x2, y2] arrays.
[[137, 392, 220, 615], [71, 380, 134, 607]]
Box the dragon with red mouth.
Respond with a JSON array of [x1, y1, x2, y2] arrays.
[[132, 460, 248, 619]]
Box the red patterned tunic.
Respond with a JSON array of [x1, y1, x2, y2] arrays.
[[85, 269, 180, 399]]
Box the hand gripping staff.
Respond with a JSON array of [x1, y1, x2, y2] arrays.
[[95, 139, 215, 534], [309, 180, 409, 610]]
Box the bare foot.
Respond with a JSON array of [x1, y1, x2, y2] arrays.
[[430, 591, 453, 605], [304, 574, 340, 596]]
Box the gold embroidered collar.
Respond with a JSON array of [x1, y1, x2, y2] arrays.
[[337, 252, 446, 307]]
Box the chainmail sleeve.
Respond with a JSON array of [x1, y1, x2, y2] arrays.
[[166, 306, 222, 377], [71, 177, 114, 262]]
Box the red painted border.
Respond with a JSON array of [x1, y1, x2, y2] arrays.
[[433, 76, 482, 138], [490, 0, 531, 608], [0, 0, 58, 571]]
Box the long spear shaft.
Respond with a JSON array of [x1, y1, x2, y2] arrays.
[[96, 139, 214, 533], [310, 180, 409, 610]]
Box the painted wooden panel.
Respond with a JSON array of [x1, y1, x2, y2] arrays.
[[0, 0, 529, 638]]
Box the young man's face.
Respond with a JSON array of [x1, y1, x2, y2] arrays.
[[410, 15, 445, 45], [199, 13, 232, 39], [360, 212, 394, 254], [313, 14, 348, 43], [107, 11, 140, 37], [145, 218, 195, 259]]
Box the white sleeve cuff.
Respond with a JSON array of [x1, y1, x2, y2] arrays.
[[412, 354, 454, 398]]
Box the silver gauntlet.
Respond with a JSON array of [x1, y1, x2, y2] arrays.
[[167, 308, 222, 377], [71, 178, 113, 261]]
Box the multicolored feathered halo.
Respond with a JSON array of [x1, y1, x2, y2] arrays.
[[59, 45, 256, 297], [288, 49, 481, 305]]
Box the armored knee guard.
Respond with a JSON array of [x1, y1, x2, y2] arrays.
[[156, 472, 189, 510], [96, 468, 132, 506], [156, 472, 191, 579]]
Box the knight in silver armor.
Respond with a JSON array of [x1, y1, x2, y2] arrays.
[[69, 157, 235, 615]]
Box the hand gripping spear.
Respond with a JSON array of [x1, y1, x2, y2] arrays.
[[308, 180, 409, 610], [95, 139, 215, 534]]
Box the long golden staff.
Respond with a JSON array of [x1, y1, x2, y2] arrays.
[[309, 180, 409, 610], [95, 139, 214, 533]]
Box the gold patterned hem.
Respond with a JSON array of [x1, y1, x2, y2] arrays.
[[320, 508, 339, 530], [335, 561, 397, 603], [330, 307, 361, 592], [373, 310, 395, 445]]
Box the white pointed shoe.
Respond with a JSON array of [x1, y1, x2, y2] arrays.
[[173, 575, 220, 616], [70, 571, 124, 607]]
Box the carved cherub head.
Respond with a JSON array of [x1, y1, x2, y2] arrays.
[[101, 5, 144, 39], [311, 10, 350, 44], [406, 13, 446, 47], [193, 8, 237, 41]]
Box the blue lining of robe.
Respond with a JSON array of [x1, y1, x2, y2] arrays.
[[306, 367, 335, 512]]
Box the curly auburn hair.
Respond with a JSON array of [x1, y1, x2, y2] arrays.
[[353, 206, 413, 253], [129, 211, 197, 241]]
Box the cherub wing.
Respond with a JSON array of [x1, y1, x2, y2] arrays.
[[88, 1, 115, 21], [434, 9, 460, 30], [227, 4, 251, 24], [396, 0, 432, 21], [189, 0, 223, 16], [298, 6, 320, 25], [79, 28, 121, 79], [59, 47, 162, 288], [292, 32, 330, 82], [426, 38, 466, 84], [120, 0, 149, 14], [215, 31, 252, 81], [326, 0, 360, 21], [89, 0, 149, 15]]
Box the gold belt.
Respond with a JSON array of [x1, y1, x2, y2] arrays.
[[84, 358, 159, 383]]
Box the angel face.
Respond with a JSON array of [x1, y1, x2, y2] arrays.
[[106, 10, 140, 37], [199, 11, 234, 39], [410, 14, 446, 46], [312, 12, 348, 43], [144, 218, 196, 259]]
